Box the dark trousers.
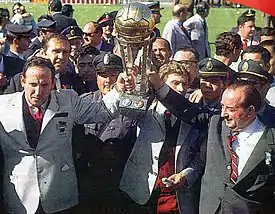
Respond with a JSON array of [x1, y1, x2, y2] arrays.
[[35, 202, 82, 214]]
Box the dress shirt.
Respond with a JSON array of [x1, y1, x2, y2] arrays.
[[55, 73, 61, 90], [95, 40, 103, 51], [10, 50, 24, 60], [0, 56, 4, 73], [232, 117, 265, 175]]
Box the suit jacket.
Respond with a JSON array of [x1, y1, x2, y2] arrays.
[[258, 102, 275, 128], [183, 14, 211, 60], [6, 51, 25, 61], [162, 19, 193, 56], [0, 89, 120, 213], [52, 12, 78, 33], [120, 101, 205, 214], [100, 40, 114, 53], [200, 115, 275, 214], [23, 38, 42, 59]]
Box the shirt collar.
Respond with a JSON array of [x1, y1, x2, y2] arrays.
[[0, 56, 4, 73], [95, 40, 103, 51], [238, 117, 263, 141]]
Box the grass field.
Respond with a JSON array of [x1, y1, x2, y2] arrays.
[[0, 3, 265, 47]]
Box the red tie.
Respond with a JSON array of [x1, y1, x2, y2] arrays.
[[242, 39, 248, 50], [228, 134, 238, 184], [29, 106, 43, 124]]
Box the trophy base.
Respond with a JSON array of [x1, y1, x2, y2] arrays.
[[118, 93, 152, 117]]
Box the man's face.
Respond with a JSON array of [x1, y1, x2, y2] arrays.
[[152, 39, 171, 69], [17, 36, 31, 52], [102, 22, 114, 37], [77, 55, 96, 82], [41, 30, 55, 41], [239, 21, 255, 39], [200, 76, 224, 102], [173, 50, 198, 83], [242, 52, 268, 70], [83, 24, 102, 46], [152, 11, 162, 25], [264, 45, 275, 76], [45, 38, 70, 73], [97, 70, 120, 95], [20, 66, 54, 107], [69, 38, 83, 60], [165, 73, 189, 95], [221, 88, 254, 132]]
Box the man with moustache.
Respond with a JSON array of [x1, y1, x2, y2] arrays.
[[151, 38, 172, 71]]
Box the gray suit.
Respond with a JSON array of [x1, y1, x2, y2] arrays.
[[0, 89, 120, 213], [162, 19, 193, 56], [183, 14, 210, 60], [200, 115, 275, 214], [120, 102, 205, 213]]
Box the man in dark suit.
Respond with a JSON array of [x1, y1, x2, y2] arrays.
[[48, 0, 78, 33], [83, 21, 113, 53], [148, 1, 164, 38], [200, 81, 275, 214]]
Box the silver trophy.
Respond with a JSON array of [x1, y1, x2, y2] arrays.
[[115, 2, 156, 112]]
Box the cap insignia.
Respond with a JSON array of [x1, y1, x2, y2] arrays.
[[206, 60, 213, 71], [70, 29, 75, 36], [103, 54, 110, 65], [242, 61, 249, 72]]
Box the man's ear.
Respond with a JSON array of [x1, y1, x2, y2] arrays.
[[20, 74, 25, 88], [51, 78, 56, 89], [248, 105, 255, 115]]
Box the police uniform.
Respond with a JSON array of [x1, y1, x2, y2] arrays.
[[5, 24, 32, 60], [73, 53, 137, 213], [61, 4, 74, 17], [98, 13, 115, 46], [148, 1, 163, 38], [198, 57, 235, 112], [237, 59, 275, 127], [23, 19, 56, 59]]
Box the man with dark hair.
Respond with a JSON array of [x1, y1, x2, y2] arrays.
[[215, 32, 242, 66], [151, 38, 172, 71], [75, 45, 100, 95], [162, 4, 192, 56], [61, 4, 74, 18], [23, 19, 56, 59], [261, 40, 275, 77], [83, 21, 113, 52], [259, 27, 275, 42], [183, 1, 211, 60], [48, 0, 78, 33], [0, 56, 135, 213], [237, 11, 258, 49], [241, 45, 271, 72]]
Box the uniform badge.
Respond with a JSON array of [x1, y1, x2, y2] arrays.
[[56, 121, 67, 134], [206, 59, 213, 71], [70, 29, 75, 36], [103, 54, 110, 65], [241, 61, 249, 72]]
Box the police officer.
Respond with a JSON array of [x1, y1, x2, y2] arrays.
[[236, 59, 275, 127], [61, 4, 74, 18], [74, 52, 137, 213], [5, 23, 31, 60], [198, 57, 234, 112], [97, 13, 115, 45], [148, 1, 163, 38], [23, 18, 56, 59]]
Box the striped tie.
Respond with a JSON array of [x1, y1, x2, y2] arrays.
[[228, 134, 238, 184]]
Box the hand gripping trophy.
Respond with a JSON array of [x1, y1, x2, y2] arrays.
[[115, 2, 156, 113]]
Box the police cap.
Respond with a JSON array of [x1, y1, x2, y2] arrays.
[[37, 19, 56, 31], [199, 58, 233, 78], [97, 13, 113, 27], [148, 1, 164, 12], [6, 24, 32, 37], [238, 59, 274, 84], [61, 26, 83, 40], [93, 52, 123, 73], [62, 4, 74, 13]]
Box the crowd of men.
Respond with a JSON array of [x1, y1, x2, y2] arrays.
[[0, 0, 275, 213]]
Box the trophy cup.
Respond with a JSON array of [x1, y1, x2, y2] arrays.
[[115, 2, 156, 113]]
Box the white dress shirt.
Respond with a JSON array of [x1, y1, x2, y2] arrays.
[[232, 117, 265, 175], [0, 56, 4, 73]]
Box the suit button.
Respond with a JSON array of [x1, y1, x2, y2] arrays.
[[154, 156, 159, 160], [110, 126, 115, 130], [227, 165, 231, 170], [153, 172, 158, 176], [109, 142, 114, 145]]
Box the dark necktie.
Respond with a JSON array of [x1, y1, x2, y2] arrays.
[[202, 19, 207, 33], [228, 133, 239, 184]]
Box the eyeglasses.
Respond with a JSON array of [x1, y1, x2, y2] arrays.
[[13, 7, 20, 12], [176, 60, 197, 65], [83, 32, 99, 37]]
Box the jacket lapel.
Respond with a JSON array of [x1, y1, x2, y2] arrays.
[[237, 127, 272, 183], [41, 91, 59, 134]]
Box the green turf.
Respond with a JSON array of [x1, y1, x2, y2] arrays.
[[0, 3, 265, 49]]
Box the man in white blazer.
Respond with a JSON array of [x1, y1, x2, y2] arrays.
[[162, 4, 192, 56], [183, 2, 211, 61], [120, 61, 205, 214], [0, 56, 134, 214]]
